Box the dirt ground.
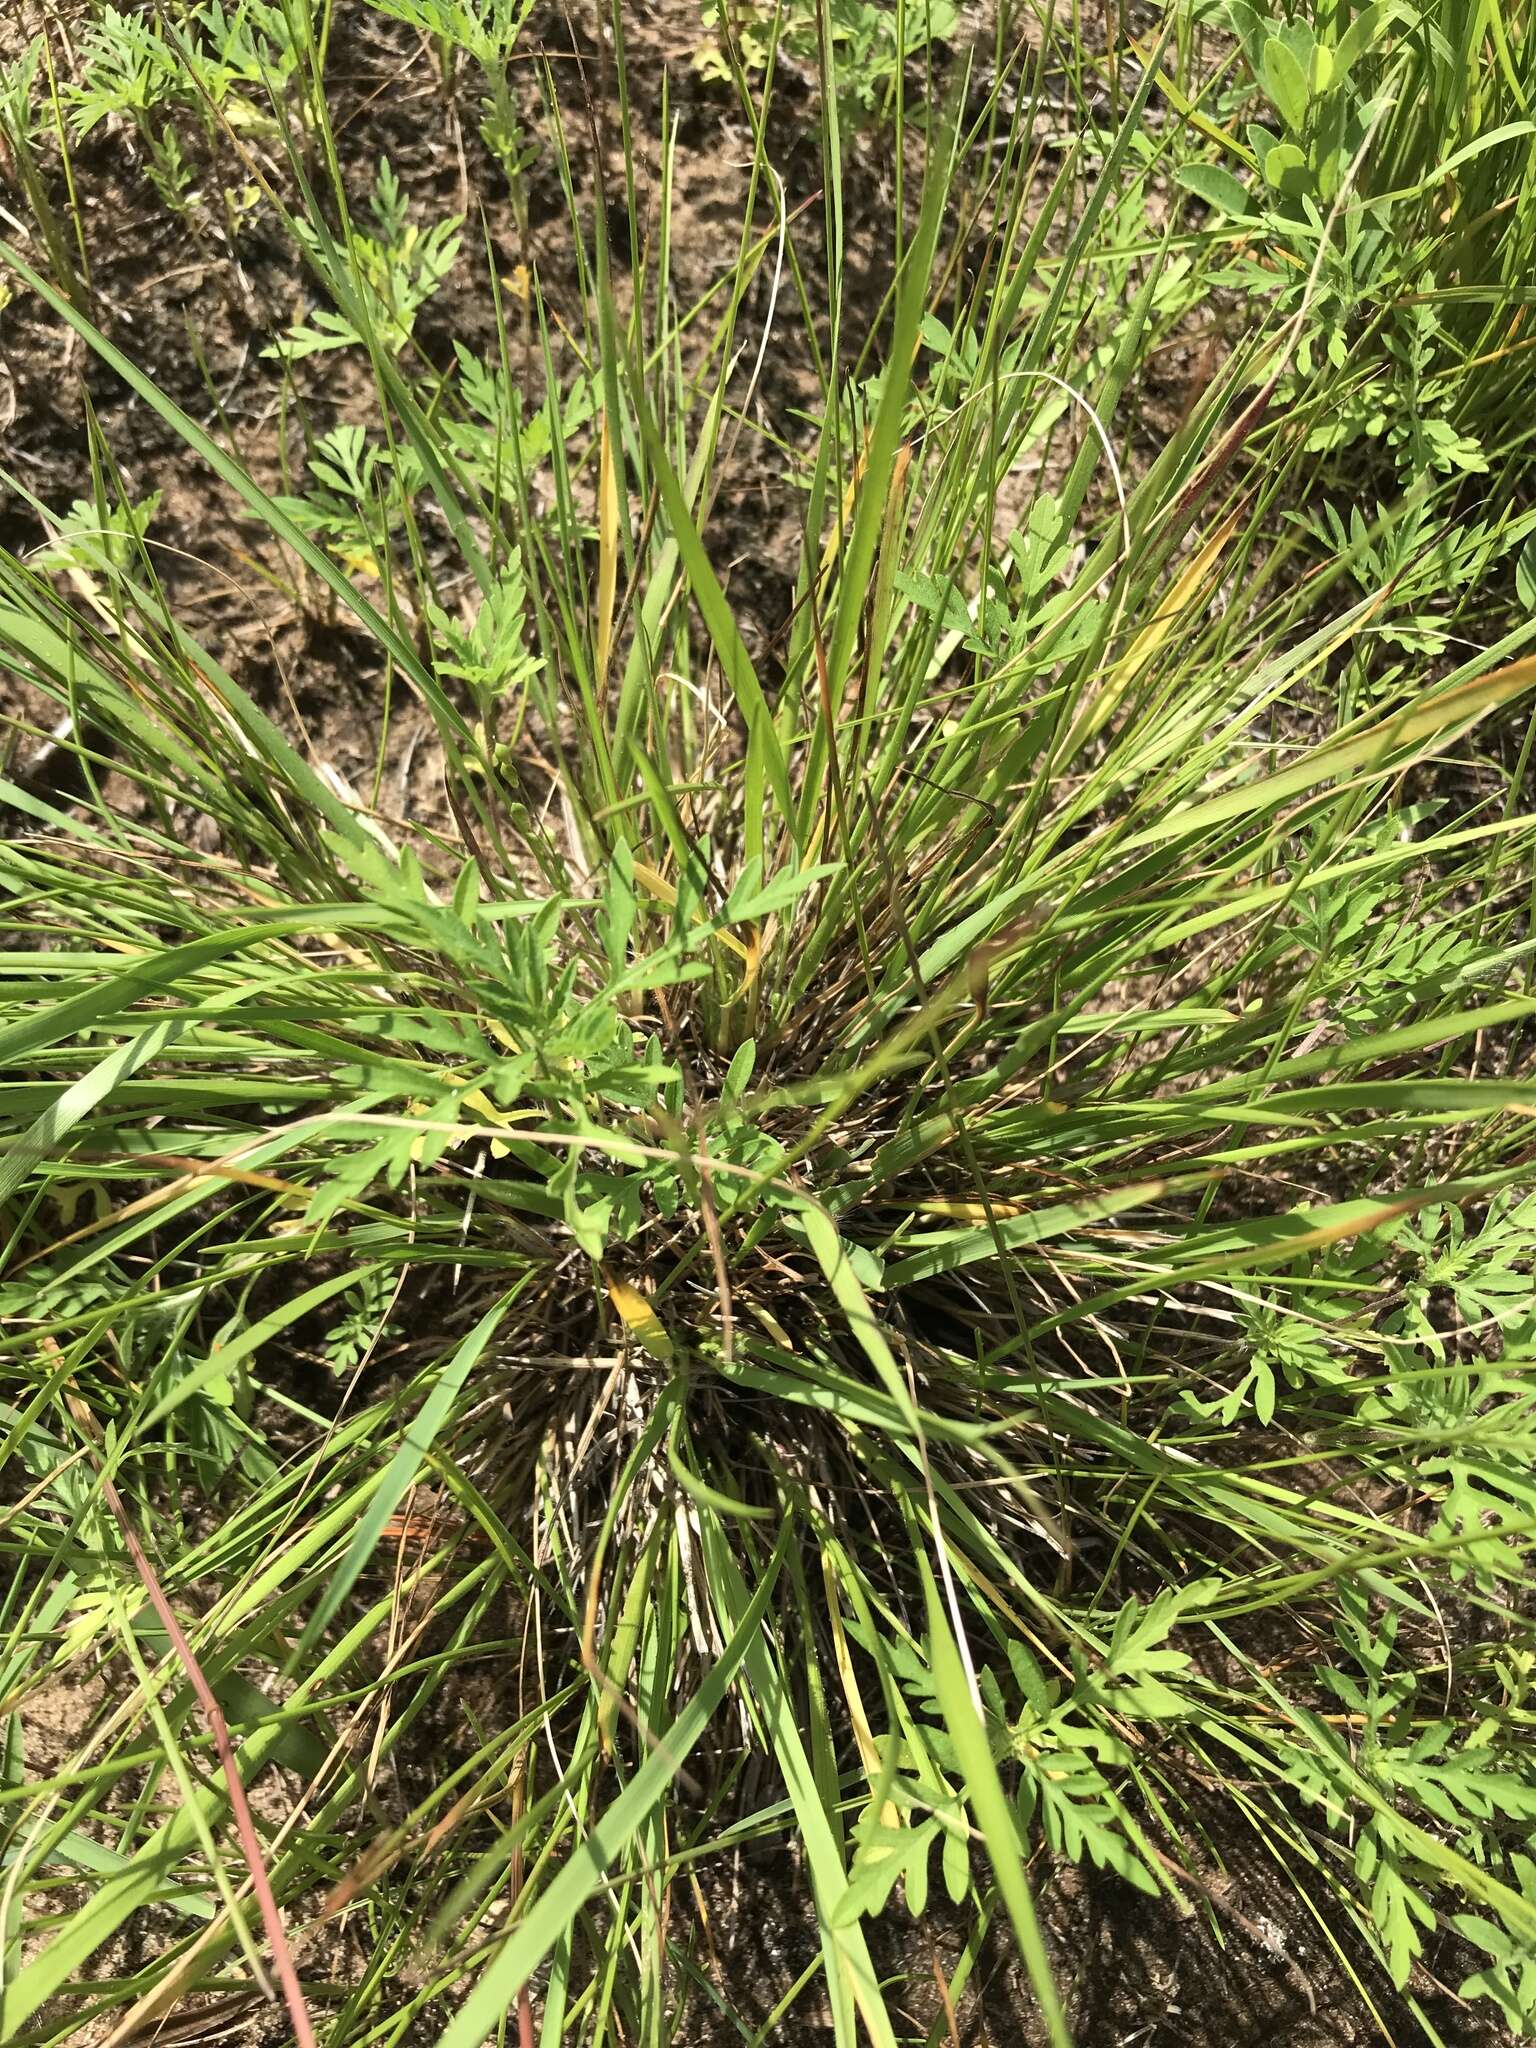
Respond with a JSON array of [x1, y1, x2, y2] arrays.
[[0, 2, 1519, 2042]]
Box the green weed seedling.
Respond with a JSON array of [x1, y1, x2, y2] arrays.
[[697, 0, 959, 123], [366, 0, 538, 197], [266, 156, 462, 358], [70, 0, 305, 240], [274, 422, 425, 582], [70, 4, 198, 212]]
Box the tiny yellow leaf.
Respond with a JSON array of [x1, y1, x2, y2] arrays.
[[460, 1085, 523, 1157], [606, 1275, 673, 1361], [595, 408, 621, 683], [631, 861, 752, 962], [632, 861, 678, 908], [334, 543, 381, 580], [914, 1198, 1027, 1221]]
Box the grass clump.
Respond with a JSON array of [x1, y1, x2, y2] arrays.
[[3, 1, 1536, 2042]]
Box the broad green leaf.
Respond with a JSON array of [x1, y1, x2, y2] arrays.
[[1263, 140, 1309, 192], [1176, 162, 1253, 215], [1262, 35, 1310, 129]]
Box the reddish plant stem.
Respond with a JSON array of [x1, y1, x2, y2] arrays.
[[63, 1389, 318, 2048]]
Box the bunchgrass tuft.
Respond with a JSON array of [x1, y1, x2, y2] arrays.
[[4, 1, 1536, 2041]]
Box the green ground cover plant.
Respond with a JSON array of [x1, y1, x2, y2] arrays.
[[2, 0, 1536, 2041]]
